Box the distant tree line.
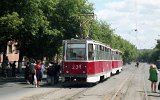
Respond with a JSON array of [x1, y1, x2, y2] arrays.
[[0, 0, 138, 67], [138, 40, 160, 63]]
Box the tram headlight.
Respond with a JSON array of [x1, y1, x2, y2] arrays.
[[66, 71, 69, 73], [83, 71, 86, 73], [65, 66, 67, 68]]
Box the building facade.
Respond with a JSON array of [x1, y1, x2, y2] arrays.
[[0, 41, 19, 63]]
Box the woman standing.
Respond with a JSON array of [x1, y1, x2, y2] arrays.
[[35, 60, 42, 87], [149, 64, 159, 92]]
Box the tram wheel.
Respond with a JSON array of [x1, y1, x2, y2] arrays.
[[100, 76, 104, 82], [110, 72, 113, 76], [116, 70, 120, 74], [89, 82, 98, 87]]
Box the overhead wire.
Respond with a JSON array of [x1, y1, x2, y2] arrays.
[[125, 0, 145, 49], [134, 0, 139, 49], [134, 0, 145, 49], [134, 0, 138, 32]]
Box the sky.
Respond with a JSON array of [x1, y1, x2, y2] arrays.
[[88, 0, 160, 49]]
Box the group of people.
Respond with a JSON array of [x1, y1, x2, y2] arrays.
[[46, 62, 60, 85], [2, 56, 17, 77], [24, 60, 44, 87], [24, 60, 60, 87], [149, 64, 160, 92]]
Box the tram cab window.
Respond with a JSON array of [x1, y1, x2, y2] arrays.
[[66, 43, 86, 60], [88, 44, 94, 60]]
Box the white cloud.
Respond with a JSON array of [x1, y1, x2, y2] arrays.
[[89, 0, 160, 49]]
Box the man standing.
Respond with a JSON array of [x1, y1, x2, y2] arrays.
[[2, 56, 9, 77], [10, 61, 16, 77]]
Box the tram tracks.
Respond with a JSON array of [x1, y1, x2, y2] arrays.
[[110, 75, 131, 100], [21, 85, 90, 100], [109, 67, 136, 100], [21, 88, 62, 100], [108, 64, 149, 100], [63, 67, 137, 100], [21, 63, 151, 100], [64, 67, 137, 100], [62, 87, 89, 100], [142, 64, 148, 100]]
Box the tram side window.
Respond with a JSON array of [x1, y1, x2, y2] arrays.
[[111, 51, 115, 60], [100, 45, 103, 60], [114, 52, 117, 60], [88, 44, 94, 60], [114, 52, 118, 60], [95, 44, 99, 60], [114, 53, 117, 60], [101, 46, 105, 60], [97, 45, 102, 60], [119, 54, 122, 60], [105, 47, 110, 60], [115, 52, 119, 60], [116, 53, 118, 60], [117, 53, 122, 60], [99, 45, 103, 60], [117, 53, 120, 60], [109, 49, 111, 60]]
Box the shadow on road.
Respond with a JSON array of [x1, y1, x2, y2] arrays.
[[0, 74, 95, 89], [147, 91, 160, 98]]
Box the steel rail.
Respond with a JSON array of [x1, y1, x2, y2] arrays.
[[110, 67, 136, 100], [142, 64, 148, 100]]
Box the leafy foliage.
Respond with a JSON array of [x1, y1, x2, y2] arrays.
[[0, 0, 138, 64], [0, 12, 23, 54]]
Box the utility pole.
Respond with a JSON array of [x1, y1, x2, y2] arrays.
[[79, 13, 95, 39]]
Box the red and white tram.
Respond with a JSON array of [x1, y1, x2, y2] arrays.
[[111, 49, 123, 75], [61, 38, 123, 84]]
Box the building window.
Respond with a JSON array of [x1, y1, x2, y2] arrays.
[[14, 44, 19, 54], [8, 45, 12, 53]]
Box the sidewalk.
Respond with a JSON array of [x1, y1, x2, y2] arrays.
[[0, 74, 48, 85], [0, 75, 25, 83], [0, 75, 54, 100]]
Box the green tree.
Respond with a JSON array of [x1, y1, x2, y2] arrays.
[[0, 12, 23, 61], [89, 20, 138, 63], [54, 0, 94, 39], [0, 0, 139, 69]]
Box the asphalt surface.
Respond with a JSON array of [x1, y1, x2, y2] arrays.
[[0, 74, 50, 100], [0, 63, 160, 100]]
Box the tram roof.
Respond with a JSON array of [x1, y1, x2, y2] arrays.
[[64, 38, 110, 47], [64, 38, 92, 42], [63, 38, 124, 52]]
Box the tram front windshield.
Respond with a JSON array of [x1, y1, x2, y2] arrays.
[[66, 43, 86, 60]]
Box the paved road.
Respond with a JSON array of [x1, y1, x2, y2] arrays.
[[0, 63, 160, 100], [0, 75, 49, 100]]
